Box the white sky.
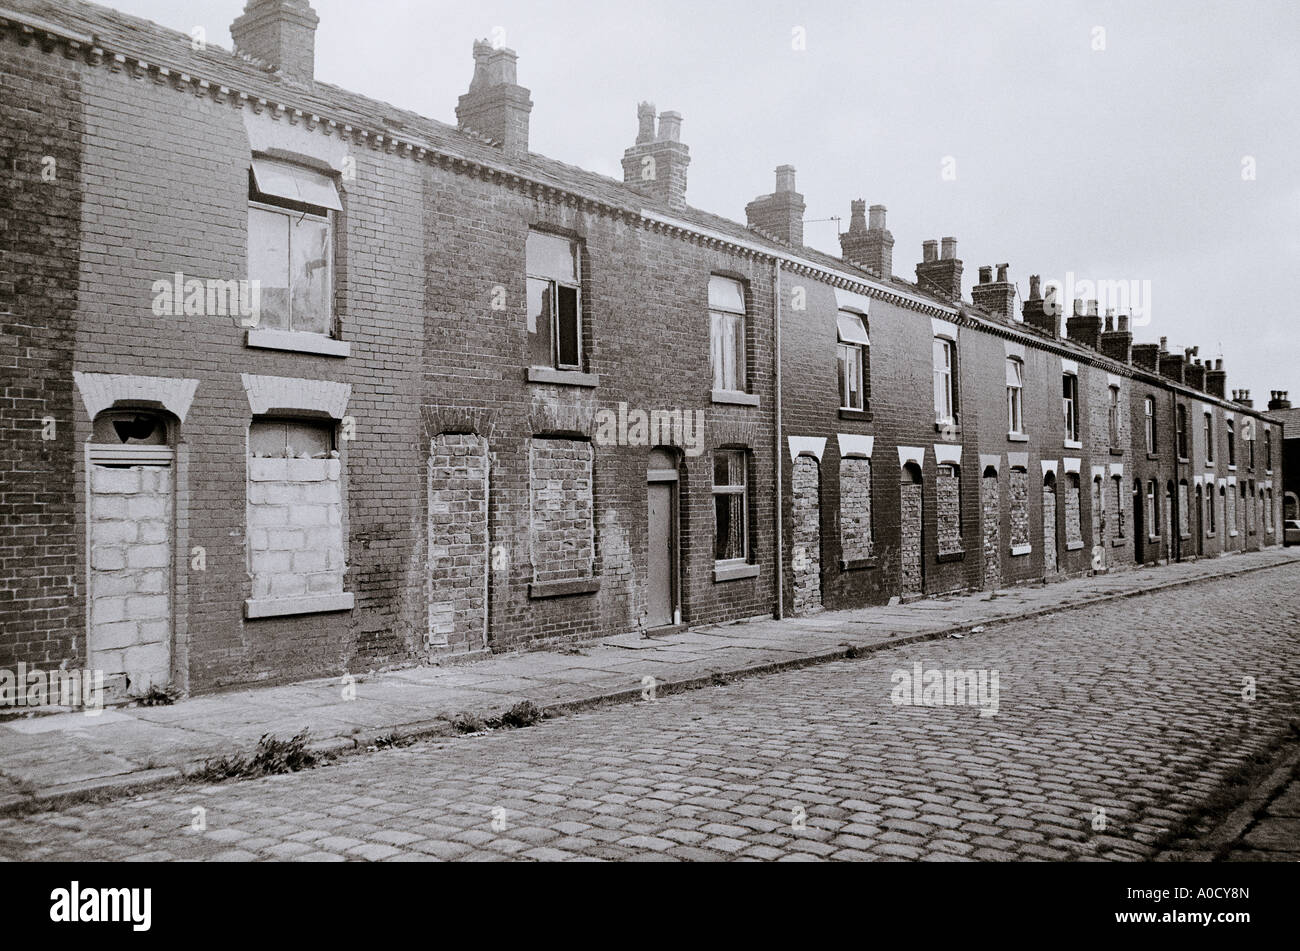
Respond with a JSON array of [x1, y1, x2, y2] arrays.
[[102, 0, 1300, 403]]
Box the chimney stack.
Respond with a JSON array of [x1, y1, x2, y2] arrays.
[[1099, 312, 1133, 364], [1268, 391, 1292, 410], [1232, 389, 1254, 409], [971, 262, 1016, 319], [915, 237, 963, 301], [1159, 347, 1186, 384], [1022, 275, 1059, 337], [1131, 342, 1161, 372], [1066, 298, 1103, 350], [231, 0, 320, 84], [745, 165, 806, 246], [1185, 351, 1206, 391], [1205, 358, 1227, 398], [456, 40, 534, 156], [622, 104, 691, 210], [839, 200, 894, 277]]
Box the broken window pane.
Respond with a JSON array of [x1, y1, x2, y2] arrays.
[[290, 215, 331, 334], [556, 285, 580, 369], [249, 207, 290, 331]]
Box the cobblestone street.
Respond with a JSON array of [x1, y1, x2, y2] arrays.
[[4, 563, 1299, 862]]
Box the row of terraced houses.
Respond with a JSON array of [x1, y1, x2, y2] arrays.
[[0, 0, 1288, 703]]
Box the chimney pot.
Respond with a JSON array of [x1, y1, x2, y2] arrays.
[[868, 204, 887, 230], [996, 263, 1009, 283], [1028, 274, 1042, 300], [1086, 300, 1099, 318], [922, 240, 938, 263], [775, 164, 797, 193], [1119, 315, 1129, 332], [1104, 314, 1114, 332], [978, 266, 993, 284], [456, 39, 534, 155], [1073, 299, 1086, 317], [622, 105, 690, 208], [849, 200, 867, 232], [657, 111, 683, 142], [940, 236, 957, 260], [636, 102, 656, 143]]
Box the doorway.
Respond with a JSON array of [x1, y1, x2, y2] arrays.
[[901, 462, 923, 596], [646, 449, 681, 629]]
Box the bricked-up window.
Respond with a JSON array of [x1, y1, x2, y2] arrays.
[[1204, 412, 1214, 463], [836, 311, 869, 411], [1144, 397, 1156, 454], [1065, 473, 1083, 547], [247, 418, 347, 607], [1176, 404, 1188, 460], [1062, 373, 1079, 443], [1006, 358, 1025, 435], [1108, 385, 1121, 447], [526, 231, 582, 371], [933, 337, 956, 424], [1113, 476, 1126, 538], [1147, 480, 1159, 537], [1009, 467, 1030, 551], [1226, 420, 1235, 466], [1178, 480, 1190, 536], [1225, 484, 1236, 535], [839, 457, 873, 561], [1206, 483, 1216, 533], [529, 438, 595, 583], [712, 450, 749, 563], [248, 161, 339, 335], [710, 277, 747, 394], [1091, 477, 1103, 545], [936, 464, 962, 555]]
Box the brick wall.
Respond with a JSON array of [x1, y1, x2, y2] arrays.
[[790, 455, 821, 614], [936, 466, 962, 555], [1042, 478, 1058, 573], [427, 434, 487, 653], [529, 438, 595, 584], [980, 471, 1000, 589], [1010, 468, 1030, 549], [839, 457, 872, 562], [1065, 473, 1083, 547]]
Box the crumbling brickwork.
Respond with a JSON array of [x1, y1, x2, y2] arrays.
[[936, 465, 962, 555], [1042, 479, 1058, 573], [1065, 474, 1083, 548], [1010, 468, 1030, 550], [981, 472, 1000, 589], [900, 475, 923, 595]]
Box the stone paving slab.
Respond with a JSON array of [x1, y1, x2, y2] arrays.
[[1, 547, 1296, 813]]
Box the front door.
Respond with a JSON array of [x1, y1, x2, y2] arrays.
[[646, 450, 680, 629]]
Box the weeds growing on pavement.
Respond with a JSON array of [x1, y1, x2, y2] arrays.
[[194, 729, 319, 782]]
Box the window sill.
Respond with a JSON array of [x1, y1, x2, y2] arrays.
[[713, 561, 759, 582], [838, 408, 872, 422], [246, 328, 351, 358], [1109, 447, 1125, 457], [1065, 540, 1085, 551], [711, 390, 760, 408], [245, 593, 354, 619], [1205, 532, 1216, 539], [933, 421, 961, 436], [529, 577, 600, 599], [1180, 533, 1192, 540], [840, 557, 877, 571], [1010, 544, 1032, 557], [1064, 439, 1082, 450], [1228, 465, 1237, 472], [527, 366, 599, 388], [1148, 534, 1160, 542], [1146, 452, 1160, 461], [1006, 432, 1029, 443], [1230, 531, 1239, 537], [1111, 537, 1127, 546], [936, 550, 965, 564]]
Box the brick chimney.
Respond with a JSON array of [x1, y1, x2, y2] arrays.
[[1232, 389, 1253, 409], [456, 40, 534, 157], [915, 237, 962, 301], [622, 104, 690, 210], [1066, 299, 1103, 350], [1185, 354, 1206, 391], [231, 0, 320, 84], [1131, 342, 1161, 372], [1021, 276, 1059, 337], [745, 166, 806, 246], [1268, 391, 1292, 410], [1159, 341, 1186, 384], [1100, 313, 1133, 364], [1205, 359, 1227, 399], [971, 263, 1016, 320], [839, 201, 894, 277]]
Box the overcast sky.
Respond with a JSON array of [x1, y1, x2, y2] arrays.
[[104, 0, 1300, 403]]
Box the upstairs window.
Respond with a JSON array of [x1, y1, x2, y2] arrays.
[[1204, 412, 1214, 463], [1227, 420, 1236, 466], [1108, 385, 1121, 447], [1176, 404, 1188, 460], [1062, 372, 1079, 443], [709, 276, 747, 394], [933, 338, 955, 425], [836, 310, 869, 411], [248, 159, 340, 335], [527, 231, 583, 371], [1006, 357, 1025, 435], [1266, 428, 1273, 470], [1144, 396, 1156, 454]]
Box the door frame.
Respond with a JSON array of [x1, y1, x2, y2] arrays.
[[647, 461, 681, 628]]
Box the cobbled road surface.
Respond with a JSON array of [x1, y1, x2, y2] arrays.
[[3, 564, 1299, 861]]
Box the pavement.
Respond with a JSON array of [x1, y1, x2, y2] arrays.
[[2, 547, 1298, 816], [2, 553, 1298, 861]]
